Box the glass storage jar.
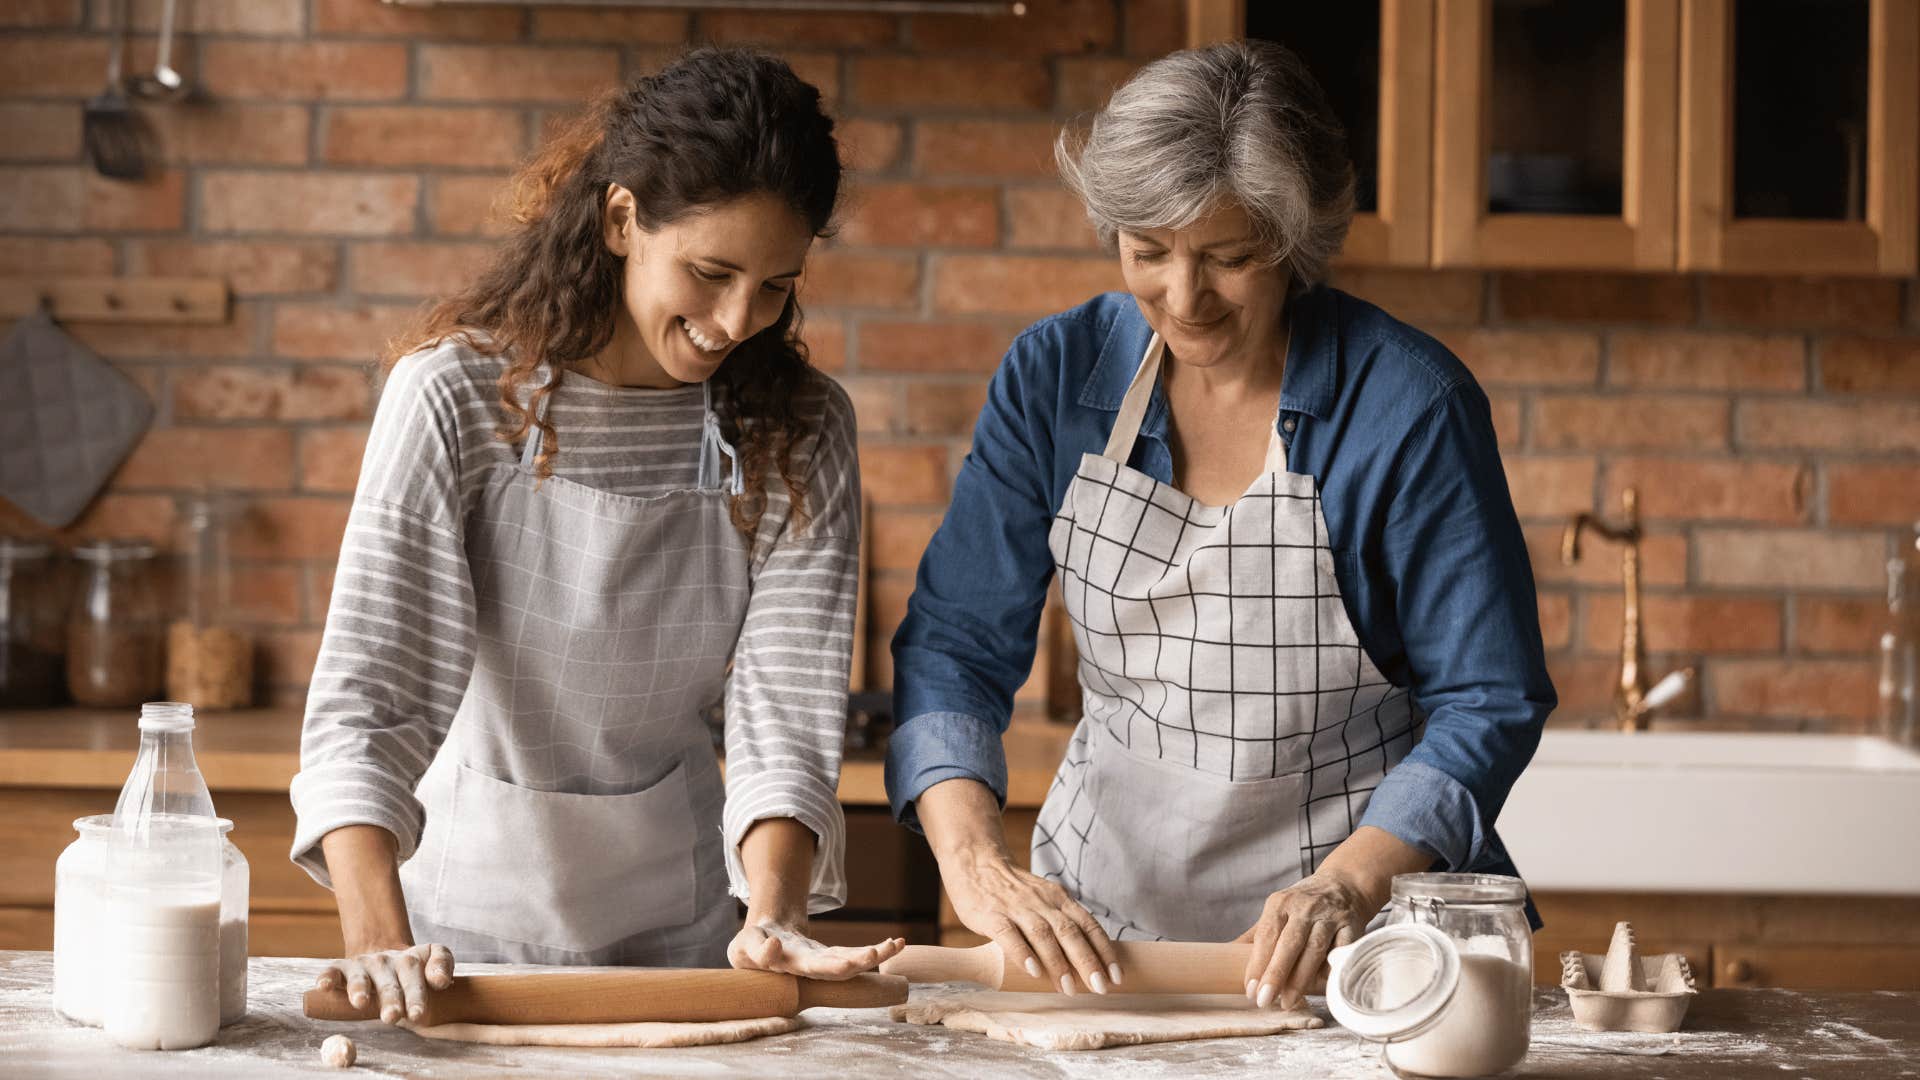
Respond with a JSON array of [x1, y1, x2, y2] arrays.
[[1326, 873, 1534, 1078], [166, 494, 253, 711], [0, 537, 68, 708], [67, 540, 164, 707]]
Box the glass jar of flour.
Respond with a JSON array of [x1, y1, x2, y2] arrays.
[[1326, 873, 1534, 1078]]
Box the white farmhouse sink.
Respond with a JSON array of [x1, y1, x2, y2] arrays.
[[1495, 731, 1920, 895]]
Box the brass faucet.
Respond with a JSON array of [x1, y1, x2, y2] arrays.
[[1561, 488, 1695, 732]]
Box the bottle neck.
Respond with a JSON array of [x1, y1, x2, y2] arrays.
[[114, 726, 217, 823]]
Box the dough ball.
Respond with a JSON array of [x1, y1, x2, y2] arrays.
[[321, 1033, 357, 1068]]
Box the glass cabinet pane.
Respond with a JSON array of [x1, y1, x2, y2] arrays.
[[1246, 5, 1383, 214], [1732, 0, 1871, 220], [1487, 0, 1626, 215]]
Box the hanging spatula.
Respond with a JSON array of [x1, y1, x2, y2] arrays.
[[83, 0, 147, 180]]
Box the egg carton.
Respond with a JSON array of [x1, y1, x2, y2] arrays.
[[1559, 921, 1697, 1033]]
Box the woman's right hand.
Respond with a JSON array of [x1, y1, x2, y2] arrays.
[[940, 846, 1119, 995], [314, 943, 455, 1025]]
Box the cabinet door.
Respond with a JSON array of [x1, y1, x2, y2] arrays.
[[1679, 0, 1919, 274], [1717, 944, 1920, 989], [1189, 1, 1437, 266], [1434, 0, 1682, 269]]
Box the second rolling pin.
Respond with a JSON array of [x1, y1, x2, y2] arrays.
[[881, 942, 1254, 994]]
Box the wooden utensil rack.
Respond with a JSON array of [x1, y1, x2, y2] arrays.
[[0, 277, 229, 324]]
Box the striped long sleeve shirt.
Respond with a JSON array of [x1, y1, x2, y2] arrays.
[[289, 337, 859, 913]]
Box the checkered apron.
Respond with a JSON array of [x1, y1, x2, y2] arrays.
[[1032, 333, 1419, 942], [400, 379, 750, 967]]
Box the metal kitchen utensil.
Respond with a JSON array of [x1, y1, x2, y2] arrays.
[[82, 0, 148, 180], [125, 0, 189, 103]]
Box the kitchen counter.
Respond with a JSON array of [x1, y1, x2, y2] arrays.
[[0, 708, 1076, 807], [4, 952, 1917, 1078]]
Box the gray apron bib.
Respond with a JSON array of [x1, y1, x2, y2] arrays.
[[400, 378, 750, 967], [1034, 333, 1419, 942]]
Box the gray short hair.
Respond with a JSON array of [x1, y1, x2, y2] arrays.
[[1055, 40, 1355, 293]]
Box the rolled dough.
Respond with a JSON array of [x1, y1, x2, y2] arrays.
[[892, 991, 1324, 1051], [399, 1014, 802, 1048]]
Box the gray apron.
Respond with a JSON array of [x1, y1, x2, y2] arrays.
[[400, 379, 750, 967], [1034, 333, 1420, 942]]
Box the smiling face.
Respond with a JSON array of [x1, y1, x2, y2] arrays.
[[601, 187, 815, 386], [1117, 201, 1291, 373]]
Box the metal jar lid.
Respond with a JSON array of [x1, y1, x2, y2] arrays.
[[72, 538, 157, 563]]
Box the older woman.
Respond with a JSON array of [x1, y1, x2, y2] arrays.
[[886, 40, 1554, 1012]]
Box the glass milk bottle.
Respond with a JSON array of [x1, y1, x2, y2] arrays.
[[104, 701, 225, 1050]]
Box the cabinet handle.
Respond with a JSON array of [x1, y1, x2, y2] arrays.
[[1725, 959, 1754, 984]]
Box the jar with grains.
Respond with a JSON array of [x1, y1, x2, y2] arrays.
[[67, 540, 165, 708], [166, 495, 252, 710], [1, 537, 69, 708]]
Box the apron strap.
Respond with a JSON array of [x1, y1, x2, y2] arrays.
[[697, 378, 744, 495], [519, 372, 556, 471], [1103, 332, 1292, 475]]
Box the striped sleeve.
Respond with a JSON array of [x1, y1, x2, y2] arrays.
[[720, 379, 860, 913], [288, 348, 480, 890]]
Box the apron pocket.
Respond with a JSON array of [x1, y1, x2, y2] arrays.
[[425, 758, 699, 955], [1078, 726, 1306, 943]]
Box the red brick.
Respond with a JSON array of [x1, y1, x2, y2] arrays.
[[1531, 395, 1729, 451], [0, 237, 115, 275], [1821, 337, 1920, 394], [905, 381, 989, 436], [1581, 594, 1782, 654], [273, 303, 421, 361], [429, 175, 515, 238], [203, 172, 418, 236], [87, 167, 187, 231], [232, 497, 353, 561], [1124, 1, 1186, 56], [1, 0, 82, 27], [799, 313, 847, 372], [307, 564, 338, 625], [702, 12, 897, 45], [113, 0, 296, 32], [70, 305, 259, 360], [1543, 652, 1632, 717], [1694, 528, 1887, 590], [1006, 187, 1100, 250], [299, 427, 371, 494], [171, 366, 373, 422], [0, 167, 185, 233], [61, 494, 180, 547], [1502, 455, 1596, 518], [1827, 464, 1920, 526], [801, 250, 922, 310], [1603, 457, 1808, 524], [776, 53, 843, 108], [126, 240, 339, 296], [864, 571, 913, 688], [1488, 393, 1521, 447], [420, 45, 619, 104], [113, 428, 295, 491], [1057, 57, 1144, 111], [839, 119, 905, 174], [1435, 329, 1599, 387], [839, 183, 998, 248], [915, 120, 1060, 178], [350, 241, 496, 297], [907, 0, 1116, 57], [312, 0, 525, 39], [859, 444, 950, 504], [0, 37, 106, 96], [1702, 277, 1904, 330], [1526, 524, 1687, 587], [529, 9, 687, 41], [841, 377, 901, 435], [257, 629, 324, 687], [227, 563, 306, 626], [933, 254, 1123, 317], [324, 107, 526, 168], [1536, 591, 1573, 650], [0, 103, 82, 161], [1709, 658, 1878, 724], [1738, 400, 1920, 454], [1330, 269, 1485, 326], [200, 42, 410, 101], [1497, 272, 1696, 325], [859, 320, 1018, 374], [869, 508, 943, 571], [1794, 595, 1887, 655], [849, 57, 1051, 111], [1608, 332, 1806, 391], [287, 367, 376, 421], [137, 103, 311, 166]]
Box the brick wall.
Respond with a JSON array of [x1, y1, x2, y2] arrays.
[[2, 1, 1915, 731]]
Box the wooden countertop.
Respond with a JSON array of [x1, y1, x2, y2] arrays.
[[5, 952, 1917, 1077], [0, 708, 1074, 808]]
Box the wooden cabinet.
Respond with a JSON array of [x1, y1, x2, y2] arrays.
[[1188, 0, 1919, 274]]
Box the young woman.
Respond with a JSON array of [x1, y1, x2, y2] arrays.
[[291, 48, 898, 1025]]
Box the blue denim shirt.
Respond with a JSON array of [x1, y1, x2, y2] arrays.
[[886, 287, 1555, 886]]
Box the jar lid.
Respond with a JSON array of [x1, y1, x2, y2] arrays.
[[139, 701, 196, 731], [0, 536, 53, 560], [1391, 872, 1529, 907], [73, 538, 157, 563], [1324, 921, 1460, 1043]]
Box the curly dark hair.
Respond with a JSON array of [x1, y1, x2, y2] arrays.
[[386, 47, 841, 538]]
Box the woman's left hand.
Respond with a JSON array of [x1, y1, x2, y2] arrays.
[[1234, 871, 1373, 1010], [728, 920, 906, 980]]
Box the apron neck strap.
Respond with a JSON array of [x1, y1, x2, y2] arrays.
[[1102, 333, 1291, 474], [519, 371, 556, 470], [696, 378, 744, 496]]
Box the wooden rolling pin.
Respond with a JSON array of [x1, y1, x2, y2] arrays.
[[882, 942, 1254, 994], [304, 969, 907, 1028]]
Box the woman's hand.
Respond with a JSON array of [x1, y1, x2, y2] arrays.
[[1235, 872, 1370, 1010], [314, 943, 455, 1025], [941, 846, 1119, 995], [728, 920, 904, 979]]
